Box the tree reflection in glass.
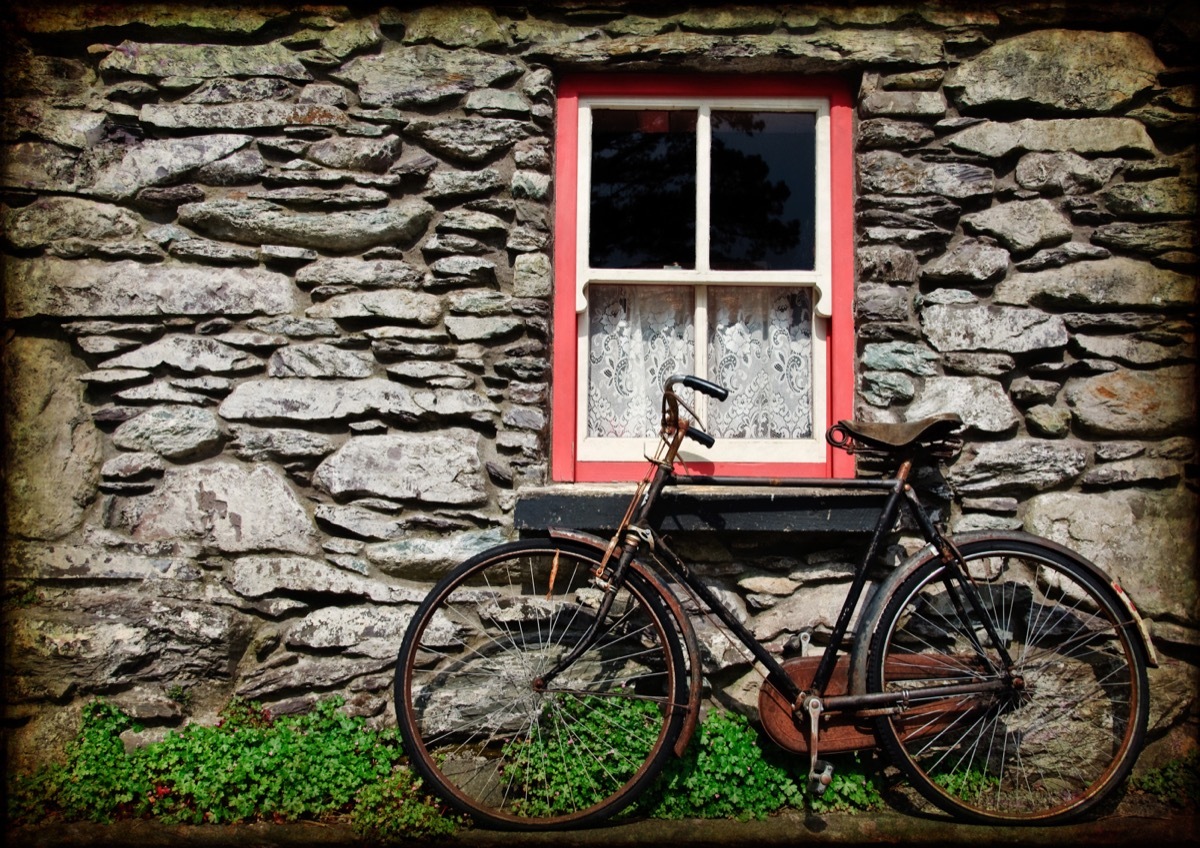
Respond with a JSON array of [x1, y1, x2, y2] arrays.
[[710, 111, 814, 271]]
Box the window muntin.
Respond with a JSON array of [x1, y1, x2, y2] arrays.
[[575, 95, 831, 465]]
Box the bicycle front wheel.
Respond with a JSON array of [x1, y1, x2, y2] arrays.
[[394, 539, 687, 830], [866, 536, 1149, 824]]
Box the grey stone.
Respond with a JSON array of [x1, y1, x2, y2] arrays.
[[320, 17, 382, 60], [314, 430, 487, 506], [367, 529, 509, 578], [1091, 221, 1198, 256], [109, 461, 319, 554], [286, 605, 413, 651], [102, 452, 166, 481], [7, 258, 295, 319], [1015, 152, 1120, 195], [858, 151, 994, 199], [1096, 442, 1147, 462], [237, 655, 395, 701], [1065, 367, 1196, 437], [101, 335, 263, 374], [859, 89, 947, 119], [306, 135, 401, 172], [861, 371, 916, 407], [445, 316, 523, 342], [112, 406, 223, 460], [385, 361, 476, 389], [115, 383, 209, 405], [332, 46, 520, 108], [246, 186, 391, 210], [922, 240, 1009, 285], [401, 6, 510, 49], [88, 134, 253, 200], [465, 90, 531, 118], [181, 77, 295, 104], [1010, 377, 1060, 407], [945, 118, 1156, 159], [854, 283, 911, 324], [511, 170, 551, 199], [2, 198, 142, 249], [949, 440, 1090, 494], [1025, 405, 1071, 438], [99, 40, 312, 80], [439, 209, 509, 237], [295, 257, 421, 290], [861, 341, 938, 375], [228, 426, 335, 462], [449, 291, 511, 315], [168, 238, 258, 265], [962, 200, 1072, 254], [314, 504, 407, 541], [406, 118, 530, 164], [247, 317, 338, 338], [4, 337, 102, 540], [228, 555, 424, 604], [1102, 177, 1197, 220], [1072, 334, 1192, 367], [1024, 489, 1197, 622], [908, 377, 1020, 435], [1082, 458, 1180, 488], [942, 353, 1017, 377], [857, 246, 920, 284], [179, 199, 432, 251], [195, 147, 267, 185], [427, 169, 505, 200], [995, 257, 1197, 310], [430, 256, 497, 283], [219, 378, 423, 423], [306, 290, 442, 324], [7, 591, 246, 703], [857, 119, 936, 150], [946, 29, 1163, 115], [513, 252, 552, 298], [267, 344, 375, 379], [922, 304, 1068, 354], [1016, 242, 1111, 272]]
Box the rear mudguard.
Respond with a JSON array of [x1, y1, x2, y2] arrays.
[[846, 530, 1158, 700], [547, 528, 703, 757]]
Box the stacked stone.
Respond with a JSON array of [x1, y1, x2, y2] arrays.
[[1, 3, 1196, 758]]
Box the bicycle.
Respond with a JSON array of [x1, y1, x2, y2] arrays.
[[394, 374, 1155, 830]]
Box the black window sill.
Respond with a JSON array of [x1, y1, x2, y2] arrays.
[[514, 484, 888, 535]]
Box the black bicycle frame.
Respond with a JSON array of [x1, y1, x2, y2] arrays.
[[539, 444, 1017, 720]]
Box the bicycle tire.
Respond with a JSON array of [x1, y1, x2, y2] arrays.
[[866, 535, 1149, 824], [394, 538, 688, 830]]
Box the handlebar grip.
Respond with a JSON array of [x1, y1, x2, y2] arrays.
[[685, 426, 715, 449], [671, 374, 730, 402]]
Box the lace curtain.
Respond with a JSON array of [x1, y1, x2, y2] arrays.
[[587, 285, 812, 440], [587, 285, 694, 438], [707, 287, 813, 439]]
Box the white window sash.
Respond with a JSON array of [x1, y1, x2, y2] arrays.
[[575, 95, 832, 465]]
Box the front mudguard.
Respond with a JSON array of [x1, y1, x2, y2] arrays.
[[546, 527, 703, 757]]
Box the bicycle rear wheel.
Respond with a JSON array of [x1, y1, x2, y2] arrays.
[[866, 535, 1149, 824], [394, 539, 687, 830]]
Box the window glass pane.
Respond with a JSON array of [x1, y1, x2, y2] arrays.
[[590, 109, 697, 269], [707, 287, 813, 439], [710, 111, 816, 271], [587, 284, 695, 438]]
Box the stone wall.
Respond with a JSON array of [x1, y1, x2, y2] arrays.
[[2, 2, 1197, 765]]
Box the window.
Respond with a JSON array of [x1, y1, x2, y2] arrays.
[[552, 76, 855, 482]]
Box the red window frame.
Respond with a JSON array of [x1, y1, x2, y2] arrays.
[[551, 74, 856, 483]]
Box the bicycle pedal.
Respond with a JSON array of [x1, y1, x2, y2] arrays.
[[808, 760, 835, 796]]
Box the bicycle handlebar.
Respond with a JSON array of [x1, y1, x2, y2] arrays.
[[663, 374, 729, 449], [665, 374, 730, 402]]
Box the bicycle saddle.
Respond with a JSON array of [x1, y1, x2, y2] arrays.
[[826, 413, 962, 452]]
